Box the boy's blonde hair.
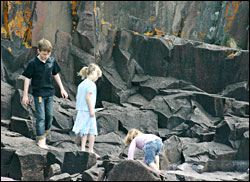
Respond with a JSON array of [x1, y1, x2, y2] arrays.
[[77, 63, 102, 80], [38, 38, 53, 52], [124, 128, 144, 146]]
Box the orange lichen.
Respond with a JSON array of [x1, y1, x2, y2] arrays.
[[113, 43, 116, 46], [1, 1, 33, 47], [101, 18, 108, 25], [149, 16, 155, 21], [8, 11, 27, 38], [70, 1, 79, 10], [3, 1, 10, 39], [22, 17, 32, 48], [156, 34, 163, 37], [93, 1, 97, 14], [23, 7, 31, 22], [200, 32, 206, 37], [225, 4, 229, 18], [197, 11, 200, 15], [144, 32, 154, 36], [8, 47, 12, 52], [224, 1, 241, 33], [227, 53, 234, 58], [70, 1, 80, 30], [154, 27, 162, 34], [14, 1, 23, 5]]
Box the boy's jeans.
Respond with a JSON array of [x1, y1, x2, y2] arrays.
[[34, 96, 54, 140]]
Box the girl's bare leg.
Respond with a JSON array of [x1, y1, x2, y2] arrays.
[[88, 134, 95, 152], [155, 155, 160, 170], [88, 134, 100, 158], [81, 134, 88, 151], [149, 162, 161, 173]]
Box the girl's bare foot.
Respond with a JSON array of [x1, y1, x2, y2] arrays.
[[94, 153, 100, 159], [89, 150, 100, 158]]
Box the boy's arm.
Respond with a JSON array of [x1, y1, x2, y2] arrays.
[[53, 73, 68, 99], [22, 77, 31, 106], [86, 92, 94, 117]]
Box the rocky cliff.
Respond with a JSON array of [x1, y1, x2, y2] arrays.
[[1, 1, 249, 181]]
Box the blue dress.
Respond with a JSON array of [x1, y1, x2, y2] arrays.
[[72, 78, 98, 136]]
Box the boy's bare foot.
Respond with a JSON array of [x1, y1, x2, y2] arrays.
[[37, 138, 49, 149], [37, 143, 49, 149]]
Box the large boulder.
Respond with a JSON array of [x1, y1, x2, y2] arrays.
[[62, 151, 96, 175], [1, 81, 15, 120], [107, 160, 162, 181]]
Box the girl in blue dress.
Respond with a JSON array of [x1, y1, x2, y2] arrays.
[[72, 63, 102, 158]]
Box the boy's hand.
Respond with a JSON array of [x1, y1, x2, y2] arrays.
[[22, 95, 29, 106], [61, 89, 68, 99]]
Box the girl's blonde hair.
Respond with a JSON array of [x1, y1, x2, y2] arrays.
[[124, 128, 144, 146], [77, 63, 102, 80]]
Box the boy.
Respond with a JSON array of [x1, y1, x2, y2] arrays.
[[22, 38, 68, 149]]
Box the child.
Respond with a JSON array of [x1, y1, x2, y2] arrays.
[[22, 38, 68, 149], [124, 128, 163, 173], [72, 63, 102, 158]]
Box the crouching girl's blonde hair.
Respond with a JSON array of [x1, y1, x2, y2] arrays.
[[77, 63, 102, 80], [124, 128, 144, 146]]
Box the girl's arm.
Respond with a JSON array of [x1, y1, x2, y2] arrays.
[[86, 92, 94, 117], [128, 139, 136, 160]]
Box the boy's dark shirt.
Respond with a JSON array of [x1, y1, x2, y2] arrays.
[[22, 56, 61, 97]]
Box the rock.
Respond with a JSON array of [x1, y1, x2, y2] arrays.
[[220, 81, 249, 102], [160, 135, 183, 170], [0, 177, 17, 181], [213, 115, 249, 151], [82, 161, 105, 181], [48, 163, 61, 179], [1, 81, 15, 120], [107, 160, 161, 181], [10, 116, 35, 139], [11, 89, 35, 120], [48, 173, 71, 181], [62, 151, 96, 175]]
